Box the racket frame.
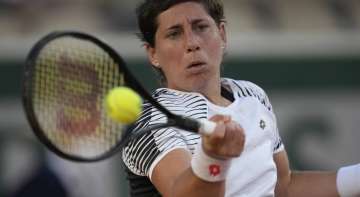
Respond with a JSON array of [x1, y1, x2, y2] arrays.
[[22, 31, 202, 162]]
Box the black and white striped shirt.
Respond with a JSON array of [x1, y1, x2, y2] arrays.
[[122, 78, 283, 197]]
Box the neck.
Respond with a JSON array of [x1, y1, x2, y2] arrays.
[[166, 76, 231, 106], [197, 78, 231, 107]]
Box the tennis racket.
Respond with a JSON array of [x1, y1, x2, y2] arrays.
[[22, 31, 215, 162]]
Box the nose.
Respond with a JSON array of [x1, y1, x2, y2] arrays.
[[185, 31, 200, 53], [187, 45, 200, 53]]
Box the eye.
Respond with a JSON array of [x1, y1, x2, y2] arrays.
[[166, 30, 181, 39], [195, 23, 209, 32]]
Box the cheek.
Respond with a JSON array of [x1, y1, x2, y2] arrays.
[[203, 31, 224, 58], [157, 45, 185, 78], [206, 41, 223, 64], [158, 43, 183, 64]]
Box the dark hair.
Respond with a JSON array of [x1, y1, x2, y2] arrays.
[[136, 0, 225, 86], [136, 0, 225, 47]]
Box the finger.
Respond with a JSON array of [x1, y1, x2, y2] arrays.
[[217, 121, 245, 153], [204, 121, 226, 141], [209, 114, 231, 123], [211, 121, 226, 139]]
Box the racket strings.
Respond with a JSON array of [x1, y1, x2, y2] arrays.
[[32, 37, 126, 158]]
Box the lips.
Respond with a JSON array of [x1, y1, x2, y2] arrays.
[[187, 61, 206, 68], [186, 61, 207, 74]]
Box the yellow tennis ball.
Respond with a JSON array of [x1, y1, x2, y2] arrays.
[[105, 87, 142, 124]]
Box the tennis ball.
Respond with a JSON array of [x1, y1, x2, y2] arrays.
[[105, 87, 142, 124]]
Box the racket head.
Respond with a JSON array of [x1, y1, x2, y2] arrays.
[[22, 31, 144, 162]]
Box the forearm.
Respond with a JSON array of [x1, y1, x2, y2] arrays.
[[285, 171, 339, 197], [152, 147, 229, 197], [275, 152, 360, 197], [167, 143, 230, 197], [170, 168, 225, 197]]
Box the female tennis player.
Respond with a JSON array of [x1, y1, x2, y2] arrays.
[[122, 0, 360, 196]]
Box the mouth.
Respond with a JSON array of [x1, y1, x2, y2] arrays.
[[187, 61, 206, 69], [186, 61, 207, 74]]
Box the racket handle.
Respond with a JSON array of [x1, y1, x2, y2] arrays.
[[198, 119, 216, 135]]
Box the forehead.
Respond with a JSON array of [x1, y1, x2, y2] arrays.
[[156, 2, 212, 28]]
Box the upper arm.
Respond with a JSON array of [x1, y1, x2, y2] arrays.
[[151, 148, 192, 196], [122, 127, 189, 176], [274, 150, 291, 197]]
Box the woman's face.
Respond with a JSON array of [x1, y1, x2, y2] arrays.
[[146, 2, 226, 92]]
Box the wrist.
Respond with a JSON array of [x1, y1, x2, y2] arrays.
[[191, 142, 231, 182], [336, 163, 360, 197]]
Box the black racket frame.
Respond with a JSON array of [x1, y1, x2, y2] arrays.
[[22, 31, 200, 162]]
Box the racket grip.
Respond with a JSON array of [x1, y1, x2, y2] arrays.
[[198, 119, 216, 135]]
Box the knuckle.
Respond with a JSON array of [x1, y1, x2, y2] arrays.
[[210, 114, 229, 122], [230, 150, 242, 157], [209, 115, 220, 121]]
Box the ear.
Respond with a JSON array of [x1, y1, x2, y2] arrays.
[[218, 21, 227, 48], [144, 43, 160, 67]]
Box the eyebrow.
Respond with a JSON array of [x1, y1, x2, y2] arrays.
[[165, 18, 206, 31]]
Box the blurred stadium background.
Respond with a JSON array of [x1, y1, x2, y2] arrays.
[[0, 0, 360, 196]]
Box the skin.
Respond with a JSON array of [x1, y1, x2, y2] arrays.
[[144, 2, 341, 197], [146, 2, 228, 106]]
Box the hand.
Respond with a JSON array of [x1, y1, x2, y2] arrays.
[[202, 114, 245, 160]]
